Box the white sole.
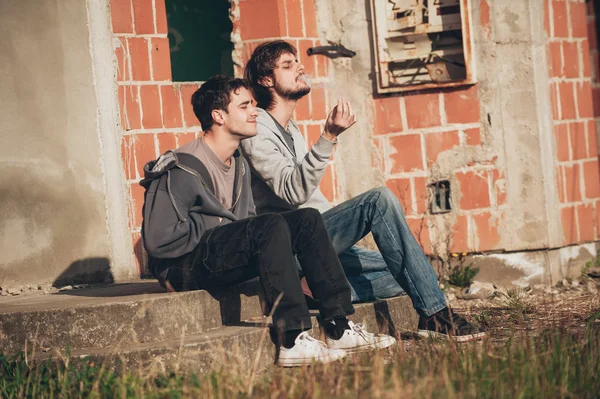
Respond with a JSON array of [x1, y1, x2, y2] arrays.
[[330, 337, 397, 353], [276, 353, 346, 367], [417, 330, 486, 342]]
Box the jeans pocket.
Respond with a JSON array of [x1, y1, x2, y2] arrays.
[[202, 237, 249, 275]]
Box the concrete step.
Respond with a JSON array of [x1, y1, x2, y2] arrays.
[[45, 295, 418, 374], [0, 280, 266, 354]]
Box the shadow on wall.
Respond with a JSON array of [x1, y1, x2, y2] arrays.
[[52, 257, 114, 288]]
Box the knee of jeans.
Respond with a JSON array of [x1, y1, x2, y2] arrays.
[[373, 186, 403, 210]]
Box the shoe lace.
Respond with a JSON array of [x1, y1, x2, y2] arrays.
[[297, 331, 328, 349], [350, 322, 376, 340]]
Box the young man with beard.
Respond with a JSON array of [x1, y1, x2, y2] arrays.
[[140, 75, 396, 367], [240, 41, 486, 342]]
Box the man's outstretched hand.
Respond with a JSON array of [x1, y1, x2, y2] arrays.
[[323, 98, 357, 141]]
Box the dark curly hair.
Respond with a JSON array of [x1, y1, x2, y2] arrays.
[[244, 40, 298, 110], [191, 75, 249, 131]]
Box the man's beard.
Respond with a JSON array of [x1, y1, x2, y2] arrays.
[[274, 79, 311, 101]]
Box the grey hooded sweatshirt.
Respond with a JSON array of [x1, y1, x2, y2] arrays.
[[140, 148, 255, 279], [240, 108, 335, 214]]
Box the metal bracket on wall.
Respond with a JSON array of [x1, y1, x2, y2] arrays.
[[307, 45, 356, 58]]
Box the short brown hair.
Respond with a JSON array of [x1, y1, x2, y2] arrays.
[[244, 40, 297, 110], [191, 75, 249, 131]]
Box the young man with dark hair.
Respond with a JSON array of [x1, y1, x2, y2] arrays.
[[140, 75, 396, 367], [241, 41, 486, 342]]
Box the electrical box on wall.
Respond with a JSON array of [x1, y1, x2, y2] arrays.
[[369, 0, 476, 93]]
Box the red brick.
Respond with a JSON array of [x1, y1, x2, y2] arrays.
[[492, 168, 507, 205], [140, 85, 162, 129], [306, 124, 321, 147], [160, 85, 183, 128], [120, 85, 142, 130], [389, 134, 424, 173], [570, 121, 587, 160], [578, 203, 595, 241], [286, 0, 303, 36], [180, 84, 201, 127], [157, 132, 177, 154], [132, 0, 154, 34], [298, 40, 316, 77], [561, 205, 578, 244], [155, 0, 168, 34], [115, 38, 129, 82], [176, 132, 196, 146], [473, 212, 501, 251], [576, 81, 594, 118], [405, 92, 441, 129], [583, 160, 600, 198], [121, 135, 136, 180], [303, 0, 319, 37], [562, 42, 579, 78], [450, 215, 469, 253], [544, 0, 551, 35], [559, 81, 577, 120], [552, 1, 569, 38], [128, 38, 151, 81], [414, 176, 428, 214], [557, 165, 566, 203], [151, 38, 171, 81], [132, 133, 156, 178], [550, 82, 560, 120], [597, 200, 600, 239], [316, 54, 329, 78], [465, 127, 482, 146], [310, 85, 327, 120], [110, 0, 133, 34], [320, 164, 335, 202], [386, 178, 412, 214], [407, 217, 431, 253], [581, 40, 591, 78], [587, 120, 598, 158], [588, 18, 597, 50], [238, 0, 285, 40], [549, 42, 563, 77], [130, 182, 146, 229], [295, 96, 310, 120], [593, 87, 600, 117], [373, 97, 402, 135], [555, 123, 570, 161], [456, 170, 491, 210], [564, 163, 582, 202], [480, 0, 491, 39], [444, 86, 480, 124], [425, 131, 460, 165], [570, 2, 588, 38], [132, 231, 147, 276]]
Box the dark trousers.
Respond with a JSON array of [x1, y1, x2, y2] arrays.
[[182, 208, 354, 332]]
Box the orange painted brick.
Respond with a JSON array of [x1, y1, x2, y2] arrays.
[[303, 0, 319, 37], [559, 81, 577, 120], [128, 37, 151, 81], [386, 178, 412, 215], [593, 87, 600, 116], [564, 163, 582, 202], [130, 182, 146, 229], [473, 212, 501, 251], [554, 123, 570, 162], [425, 131, 460, 166], [588, 18, 598, 50], [132, 0, 154, 34], [450, 214, 469, 253], [157, 132, 177, 154], [155, 0, 168, 34], [407, 217, 431, 253], [373, 97, 402, 135], [570, 1, 588, 38], [316, 54, 329, 78], [578, 203, 595, 242], [298, 40, 316, 77], [320, 164, 335, 202], [405, 92, 441, 129], [161, 85, 183, 128], [456, 170, 491, 210], [238, 0, 285, 40], [465, 127, 482, 146], [444, 86, 480, 124], [414, 176, 428, 214], [286, 0, 303, 36], [561, 205, 578, 245], [306, 124, 322, 147], [549, 42, 563, 77], [587, 120, 598, 158], [121, 135, 136, 180], [179, 84, 201, 127], [140, 85, 162, 129], [576, 81, 594, 118], [550, 82, 560, 120], [120, 85, 142, 130], [570, 122, 587, 160], [176, 132, 196, 146], [480, 0, 491, 39], [557, 165, 566, 203], [115, 38, 129, 82], [581, 40, 591, 78], [552, 1, 569, 38], [295, 96, 310, 120], [132, 133, 156, 178], [151, 38, 172, 81], [562, 42, 579, 78], [110, 0, 133, 34], [583, 160, 600, 198], [310, 85, 327, 120], [389, 134, 424, 173]]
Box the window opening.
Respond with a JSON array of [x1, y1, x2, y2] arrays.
[[430, 180, 452, 214]]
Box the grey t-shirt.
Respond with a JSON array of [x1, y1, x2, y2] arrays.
[[176, 137, 236, 210]]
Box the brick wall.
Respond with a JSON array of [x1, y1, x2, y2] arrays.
[[545, 0, 600, 246]]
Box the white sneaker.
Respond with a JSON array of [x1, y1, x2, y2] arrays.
[[326, 321, 397, 353], [276, 331, 347, 367]]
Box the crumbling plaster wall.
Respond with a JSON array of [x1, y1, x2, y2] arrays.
[[314, 0, 561, 257]]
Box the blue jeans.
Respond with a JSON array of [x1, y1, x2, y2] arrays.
[[321, 187, 447, 317]]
